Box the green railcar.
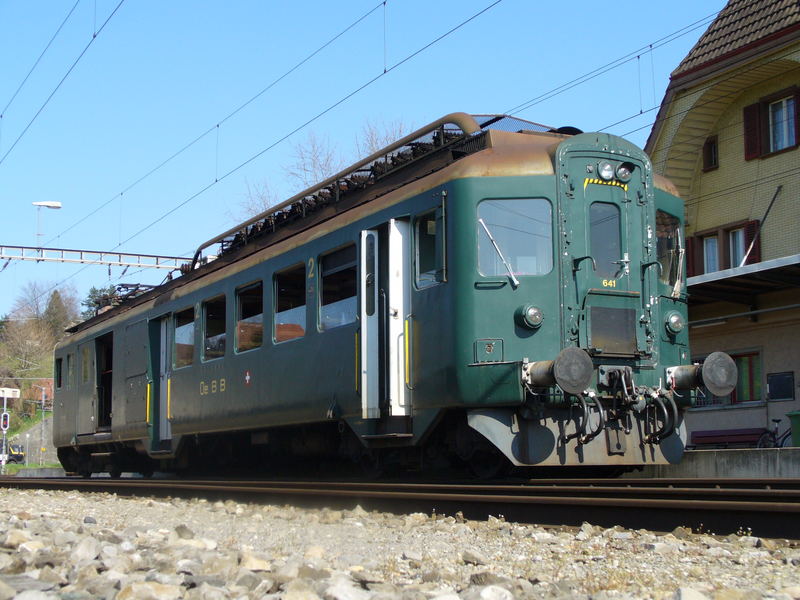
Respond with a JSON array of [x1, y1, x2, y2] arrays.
[[52, 114, 736, 477]]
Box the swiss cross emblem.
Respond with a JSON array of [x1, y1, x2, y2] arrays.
[[244, 370, 252, 386]]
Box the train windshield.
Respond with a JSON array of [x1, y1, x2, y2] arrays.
[[656, 210, 684, 296], [477, 198, 552, 277]]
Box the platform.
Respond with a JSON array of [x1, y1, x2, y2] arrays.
[[627, 448, 800, 478]]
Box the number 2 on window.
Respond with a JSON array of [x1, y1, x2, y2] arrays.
[[307, 257, 315, 279]]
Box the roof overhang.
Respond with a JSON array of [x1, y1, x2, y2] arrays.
[[687, 254, 800, 305]]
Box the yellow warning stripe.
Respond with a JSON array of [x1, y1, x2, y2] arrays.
[[583, 177, 628, 192], [167, 378, 172, 419], [146, 382, 151, 422]]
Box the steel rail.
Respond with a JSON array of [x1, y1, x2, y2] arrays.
[[2, 477, 799, 514]]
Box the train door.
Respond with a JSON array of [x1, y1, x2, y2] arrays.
[[76, 341, 96, 435], [95, 333, 113, 429], [148, 316, 172, 450], [360, 219, 412, 422], [556, 140, 657, 362]]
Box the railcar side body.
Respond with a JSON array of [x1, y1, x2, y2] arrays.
[[52, 114, 735, 477]]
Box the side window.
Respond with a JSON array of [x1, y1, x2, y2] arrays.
[[274, 264, 306, 342], [415, 212, 441, 288], [320, 245, 357, 330], [55, 358, 63, 389], [656, 210, 681, 286], [589, 202, 621, 279], [81, 346, 90, 383], [236, 282, 263, 352], [203, 295, 226, 360], [174, 308, 195, 368], [478, 198, 552, 277], [67, 353, 74, 389]]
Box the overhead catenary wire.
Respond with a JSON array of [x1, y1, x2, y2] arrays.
[[40, 0, 386, 248], [0, 0, 80, 119], [0, 0, 125, 169], [25, 0, 505, 308]]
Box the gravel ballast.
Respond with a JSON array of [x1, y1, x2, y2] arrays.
[[0, 488, 798, 599]]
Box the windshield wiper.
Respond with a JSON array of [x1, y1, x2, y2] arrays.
[[478, 218, 519, 288]]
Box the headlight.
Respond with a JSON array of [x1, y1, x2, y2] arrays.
[[616, 162, 634, 182], [665, 311, 685, 334], [516, 305, 544, 329], [597, 161, 615, 181]]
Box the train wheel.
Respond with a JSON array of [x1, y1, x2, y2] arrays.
[[108, 465, 122, 479], [359, 450, 383, 478], [468, 448, 510, 480]]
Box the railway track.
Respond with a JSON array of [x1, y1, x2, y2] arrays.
[[2, 476, 798, 539]]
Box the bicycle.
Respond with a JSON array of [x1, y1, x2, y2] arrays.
[[756, 418, 794, 448]]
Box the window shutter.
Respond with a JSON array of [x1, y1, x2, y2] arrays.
[[743, 103, 762, 160], [685, 236, 697, 277], [742, 220, 761, 265]]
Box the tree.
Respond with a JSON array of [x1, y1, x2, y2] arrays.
[[43, 290, 78, 341], [286, 131, 344, 191], [355, 118, 410, 157], [81, 285, 118, 320]]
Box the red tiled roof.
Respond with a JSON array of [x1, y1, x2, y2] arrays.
[[672, 0, 800, 78]]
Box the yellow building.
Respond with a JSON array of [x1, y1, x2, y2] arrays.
[[646, 0, 800, 444]]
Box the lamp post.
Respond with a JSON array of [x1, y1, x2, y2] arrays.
[[32, 201, 62, 247]]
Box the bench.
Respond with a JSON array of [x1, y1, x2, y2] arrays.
[[688, 427, 766, 449]]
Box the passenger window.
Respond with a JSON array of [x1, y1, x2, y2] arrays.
[[81, 346, 90, 383], [478, 198, 552, 277], [320, 245, 357, 330], [55, 358, 63, 389], [174, 308, 195, 368], [590, 202, 621, 279], [416, 212, 442, 288], [274, 264, 306, 342], [236, 282, 263, 352], [203, 295, 226, 360]]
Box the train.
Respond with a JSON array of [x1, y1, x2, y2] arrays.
[[52, 113, 737, 478]]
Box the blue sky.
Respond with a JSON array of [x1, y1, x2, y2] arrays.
[[0, 0, 724, 316]]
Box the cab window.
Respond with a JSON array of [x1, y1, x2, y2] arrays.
[[589, 202, 621, 279], [477, 198, 552, 276], [656, 210, 682, 287]]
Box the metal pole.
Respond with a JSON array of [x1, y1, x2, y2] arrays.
[[1, 395, 6, 475], [40, 386, 45, 466]]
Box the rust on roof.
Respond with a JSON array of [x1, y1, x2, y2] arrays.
[[672, 0, 800, 79]]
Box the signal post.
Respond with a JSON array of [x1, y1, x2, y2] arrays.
[[0, 387, 20, 473]]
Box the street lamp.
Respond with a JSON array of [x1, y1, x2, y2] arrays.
[[32, 201, 62, 247]]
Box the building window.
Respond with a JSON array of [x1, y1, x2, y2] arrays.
[[236, 282, 263, 353], [769, 96, 796, 152], [702, 135, 718, 170], [203, 295, 226, 360], [743, 88, 799, 159], [477, 198, 553, 278], [320, 245, 357, 330], [274, 264, 306, 342], [767, 372, 794, 402], [702, 236, 719, 273], [174, 308, 195, 368], [728, 228, 745, 268], [694, 351, 762, 407], [687, 220, 760, 276]]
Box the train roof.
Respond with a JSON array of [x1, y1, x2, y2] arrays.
[[65, 113, 669, 337]]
